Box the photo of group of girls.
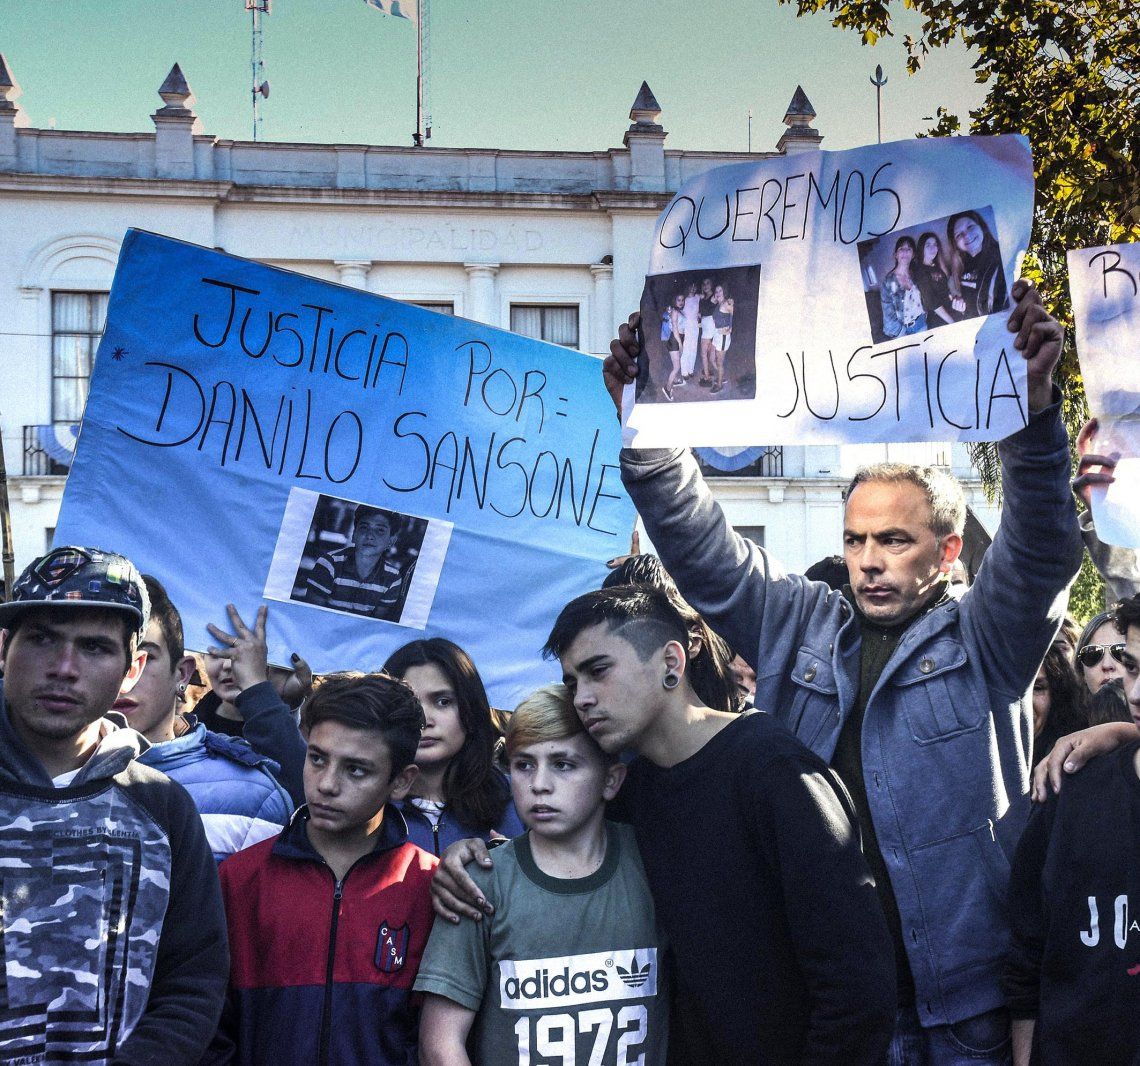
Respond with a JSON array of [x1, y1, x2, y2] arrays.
[[857, 206, 1009, 345], [637, 265, 761, 404]]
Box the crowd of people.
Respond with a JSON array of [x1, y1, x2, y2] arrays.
[[2, 278, 1139, 1066]]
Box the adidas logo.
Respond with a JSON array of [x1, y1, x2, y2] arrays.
[[500, 948, 658, 1009], [616, 955, 652, 989]]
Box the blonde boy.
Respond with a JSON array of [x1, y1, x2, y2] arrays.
[[415, 684, 668, 1065]]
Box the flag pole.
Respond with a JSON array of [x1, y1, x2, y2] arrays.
[[414, 3, 423, 147]]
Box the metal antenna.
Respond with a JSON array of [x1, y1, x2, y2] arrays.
[[747, 108, 752, 153], [247, 0, 271, 141], [869, 64, 887, 144]]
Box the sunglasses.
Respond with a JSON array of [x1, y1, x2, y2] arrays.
[[1076, 643, 1136, 671]]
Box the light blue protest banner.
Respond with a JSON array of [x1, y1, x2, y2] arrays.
[[624, 134, 1035, 447], [54, 230, 634, 706], [1069, 240, 1140, 548]]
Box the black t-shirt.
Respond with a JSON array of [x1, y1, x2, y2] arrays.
[[610, 712, 896, 1065], [1004, 739, 1140, 1066]]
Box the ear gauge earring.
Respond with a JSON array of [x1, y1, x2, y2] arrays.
[[176, 683, 187, 696], [663, 673, 680, 691]]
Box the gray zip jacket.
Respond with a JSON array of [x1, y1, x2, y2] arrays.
[[619, 397, 1083, 1028]]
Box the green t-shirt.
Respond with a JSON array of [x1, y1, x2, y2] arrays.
[[414, 821, 668, 1065]]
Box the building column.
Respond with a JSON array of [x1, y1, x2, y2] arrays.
[[464, 262, 500, 326], [589, 261, 614, 355], [334, 261, 372, 289]]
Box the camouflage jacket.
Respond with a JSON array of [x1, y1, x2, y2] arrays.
[[0, 698, 229, 1065]]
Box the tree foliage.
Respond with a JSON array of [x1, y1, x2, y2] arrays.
[[784, 0, 1138, 382], [786, 0, 1138, 610]]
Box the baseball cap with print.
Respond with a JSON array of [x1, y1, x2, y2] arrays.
[[0, 546, 150, 638]]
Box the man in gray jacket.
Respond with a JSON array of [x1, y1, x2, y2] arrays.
[[0, 546, 228, 1064], [603, 280, 1082, 1065]]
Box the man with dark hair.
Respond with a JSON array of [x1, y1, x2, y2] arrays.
[[305, 504, 407, 619], [117, 575, 293, 862], [601, 282, 1083, 1062], [0, 546, 228, 1064], [436, 585, 897, 1064], [1003, 593, 1140, 1065], [210, 672, 438, 1065]]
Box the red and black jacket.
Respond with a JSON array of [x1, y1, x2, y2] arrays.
[[209, 805, 438, 1065]]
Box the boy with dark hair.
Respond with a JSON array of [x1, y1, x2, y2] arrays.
[[416, 683, 667, 1066], [1003, 594, 1140, 1065], [306, 504, 407, 619], [434, 585, 896, 1065], [119, 576, 293, 862], [210, 672, 439, 1065]]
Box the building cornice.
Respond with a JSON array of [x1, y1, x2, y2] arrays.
[[0, 170, 676, 212]]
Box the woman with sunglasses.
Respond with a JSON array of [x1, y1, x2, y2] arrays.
[[1074, 610, 1139, 695]]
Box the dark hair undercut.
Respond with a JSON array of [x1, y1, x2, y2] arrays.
[[544, 585, 690, 665], [602, 556, 740, 713], [1114, 595, 1140, 640]]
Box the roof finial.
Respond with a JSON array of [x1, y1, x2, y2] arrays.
[[156, 63, 196, 116], [0, 53, 24, 113], [629, 82, 662, 129], [778, 86, 822, 154], [783, 85, 817, 126]]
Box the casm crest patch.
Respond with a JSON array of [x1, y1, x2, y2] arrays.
[[376, 920, 410, 973]]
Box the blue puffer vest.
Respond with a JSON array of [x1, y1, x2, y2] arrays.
[[140, 720, 293, 862]]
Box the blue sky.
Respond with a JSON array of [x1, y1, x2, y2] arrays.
[[3, 0, 986, 152]]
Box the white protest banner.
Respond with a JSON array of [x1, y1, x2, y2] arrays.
[[1069, 241, 1140, 548], [54, 230, 634, 707], [623, 134, 1034, 447]]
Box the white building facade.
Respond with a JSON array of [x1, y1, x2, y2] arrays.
[[0, 58, 996, 576]]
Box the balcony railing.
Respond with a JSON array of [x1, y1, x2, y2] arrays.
[[22, 424, 77, 476], [694, 446, 784, 479]]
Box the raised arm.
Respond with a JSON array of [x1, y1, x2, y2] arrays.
[[604, 314, 815, 667], [1073, 417, 1140, 601], [961, 282, 1083, 697], [207, 604, 307, 805]]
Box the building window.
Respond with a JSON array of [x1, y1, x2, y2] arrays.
[[734, 525, 765, 548], [510, 304, 579, 349], [52, 291, 108, 425], [413, 302, 454, 315]]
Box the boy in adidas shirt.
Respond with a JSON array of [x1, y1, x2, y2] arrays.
[[415, 684, 667, 1065]]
